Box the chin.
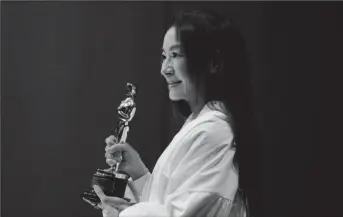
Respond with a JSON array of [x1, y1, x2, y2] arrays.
[[169, 96, 181, 101], [169, 93, 183, 101]]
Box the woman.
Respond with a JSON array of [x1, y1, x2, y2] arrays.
[[89, 8, 258, 217]]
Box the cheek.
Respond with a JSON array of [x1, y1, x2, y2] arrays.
[[175, 60, 190, 81], [181, 79, 196, 100], [183, 79, 194, 96], [173, 59, 195, 96]]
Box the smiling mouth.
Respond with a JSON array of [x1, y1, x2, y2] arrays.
[[168, 81, 182, 87]]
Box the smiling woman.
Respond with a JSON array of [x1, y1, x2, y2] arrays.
[[88, 8, 259, 217], [161, 26, 202, 114]]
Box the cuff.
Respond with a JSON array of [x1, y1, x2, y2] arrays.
[[127, 172, 151, 201]]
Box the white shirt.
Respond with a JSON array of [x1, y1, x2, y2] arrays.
[[120, 102, 239, 217]]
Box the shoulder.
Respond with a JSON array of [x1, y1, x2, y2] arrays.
[[166, 111, 236, 173], [187, 111, 234, 149]]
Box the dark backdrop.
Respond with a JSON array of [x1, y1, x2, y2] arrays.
[[2, 2, 170, 217], [2, 2, 342, 217]]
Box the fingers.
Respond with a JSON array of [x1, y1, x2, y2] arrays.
[[82, 197, 101, 210], [105, 142, 131, 154], [82, 197, 96, 206], [105, 135, 118, 146], [105, 145, 123, 168], [105, 152, 122, 160], [106, 158, 117, 167], [105, 152, 121, 165], [105, 152, 112, 159], [102, 196, 129, 207], [93, 185, 106, 202], [93, 185, 129, 212], [85, 200, 122, 213], [102, 196, 130, 212]]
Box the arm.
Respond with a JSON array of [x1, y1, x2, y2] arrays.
[[120, 122, 238, 217], [94, 173, 153, 217], [124, 172, 152, 203]]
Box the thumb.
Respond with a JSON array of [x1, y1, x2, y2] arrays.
[[102, 196, 129, 207], [102, 208, 119, 217], [93, 185, 106, 202], [117, 161, 130, 173]]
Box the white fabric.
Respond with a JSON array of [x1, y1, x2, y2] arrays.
[[120, 102, 238, 217]]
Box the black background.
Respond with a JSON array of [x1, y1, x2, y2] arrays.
[[2, 2, 342, 217]]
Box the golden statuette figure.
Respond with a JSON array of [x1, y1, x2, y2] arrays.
[[81, 83, 137, 206]]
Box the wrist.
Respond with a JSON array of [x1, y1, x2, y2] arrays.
[[132, 166, 149, 181]]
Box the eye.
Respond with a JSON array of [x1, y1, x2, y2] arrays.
[[161, 54, 166, 63], [171, 52, 181, 58]]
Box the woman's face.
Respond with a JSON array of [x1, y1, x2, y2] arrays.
[[161, 26, 197, 103]]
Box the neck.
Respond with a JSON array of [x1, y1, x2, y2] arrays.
[[188, 97, 205, 120]]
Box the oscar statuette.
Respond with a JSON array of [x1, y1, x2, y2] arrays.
[[81, 83, 137, 206]]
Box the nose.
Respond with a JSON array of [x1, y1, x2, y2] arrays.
[[161, 59, 174, 77], [161, 66, 174, 77]]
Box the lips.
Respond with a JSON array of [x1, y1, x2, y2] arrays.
[[168, 81, 182, 85]]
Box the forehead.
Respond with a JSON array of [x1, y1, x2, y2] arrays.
[[162, 26, 180, 50]]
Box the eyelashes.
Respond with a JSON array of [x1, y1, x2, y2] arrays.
[[161, 54, 166, 64], [173, 51, 186, 58], [161, 52, 184, 63]]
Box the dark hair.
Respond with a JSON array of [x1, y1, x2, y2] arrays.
[[168, 9, 260, 217]]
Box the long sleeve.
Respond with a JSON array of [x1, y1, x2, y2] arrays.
[[119, 118, 238, 217], [124, 172, 152, 203], [120, 192, 234, 217]]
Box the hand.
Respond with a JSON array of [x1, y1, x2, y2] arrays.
[[82, 197, 102, 210], [82, 197, 119, 217], [93, 185, 131, 215], [105, 135, 149, 180], [105, 135, 121, 167]]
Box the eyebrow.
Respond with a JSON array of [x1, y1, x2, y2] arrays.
[[162, 44, 182, 53]]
